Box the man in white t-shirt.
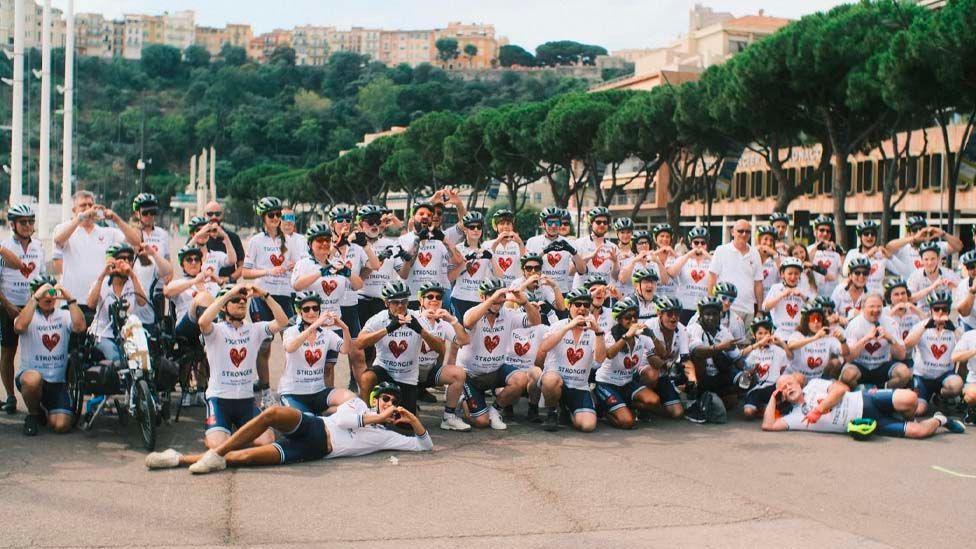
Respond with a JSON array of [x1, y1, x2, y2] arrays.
[[903, 291, 963, 416], [525, 208, 586, 293], [52, 190, 141, 313], [887, 217, 962, 280], [760, 372, 964, 437], [397, 201, 463, 306], [953, 328, 976, 424], [572, 207, 619, 288], [841, 294, 910, 390], [706, 219, 764, 324], [131, 193, 171, 261], [13, 276, 86, 436]]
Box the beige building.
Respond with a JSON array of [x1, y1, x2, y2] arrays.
[[193, 24, 251, 56], [433, 22, 504, 69], [379, 29, 435, 67], [0, 0, 65, 49], [75, 13, 117, 58], [248, 28, 292, 63]]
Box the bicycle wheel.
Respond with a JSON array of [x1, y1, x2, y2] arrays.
[[133, 377, 157, 451], [67, 354, 85, 427]]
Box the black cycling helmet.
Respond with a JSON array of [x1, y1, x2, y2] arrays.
[[215, 283, 238, 300], [613, 217, 634, 231], [370, 381, 402, 406], [883, 277, 910, 304], [306, 222, 333, 242], [412, 199, 434, 215], [697, 296, 723, 312], [813, 214, 834, 228], [632, 267, 659, 285], [462, 211, 485, 227], [7, 203, 34, 221], [582, 273, 609, 289], [564, 286, 594, 305], [611, 296, 639, 320], [521, 253, 543, 268], [132, 192, 158, 212], [713, 281, 738, 299], [356, 204, 384, 221], [906, 215, 927, 231], [177, 245, 203, 264], [28, 274, 58, 296], [479, 278, 506, 297], [961, 250, 976, 269], [539, 207, 562, 222], [926, 289, 953, 309], [106, 243, 135, 260], [381, 281, 411, 301], [417, 281, 446, 300], [188, 215, 207, 232], [492, 208, 514, 222], [587, 207, 611, 223], [255, 196, 283, 216], [652, 295, 681, 314], [632, 231, 652, 245], [651, 223, 673, 237], [329, 206, 354, 223], [750, 314, 776, 334], [687, 226, 708, 241], [293, 291, 323, 314], [800, 302, 824, 317], [812, 295, 836, 311], [769, 212, 790, 224]]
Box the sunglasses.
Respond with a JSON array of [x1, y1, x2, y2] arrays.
[[333, 217, 352, 224], [140, 209, 158, 216], [569, 301, 592, 307], [379, 394, 399, 405], [523, 264, 542, 272], [465, 224, 483, 230], [301, 305, 320, 313], [265, 211, 282, 219], [205, 211, 222, 217], [15, 219, 35, 225], [735, 229, 751, 234], [620, 313, 637, 322], [114, 255, 133, 263], [361, 217, 381, 226], [388, 299, 408, 306], [593, 220, 609, 226], [692, 240, 706, 246], [931, 306, 949, 314], [860, 232, 877, 238], [281, 214, 296, 223], [183, 256, 202, 264], [545, 220, 561, 227], [422, 293, 443, 301], [228, 297, 246, 304], [851, 270, 868, 277]]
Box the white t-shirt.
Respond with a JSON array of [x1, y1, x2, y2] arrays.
[[360, 237, 401, 299], [760, 256, 780, 296], [894, 241, 949, 280], [882, 307, 923, 341], [279, 324, 343, 395], [907, 267, 960, 314], [675, 255, 711, 311], [89, 278, 137, 339], [201, 249, 232, 280], [361, 310, 424, 384], [0, 236, 46, 306], [744, 344, 788, 389], [525, 235, 575, 293], [708, 242, 763, 316], [953, 277, 976, 329], [453, 243, 493, 302], [203, 320, 273, 399], [337, 243, 369, 307], [786, 332, 842, 377], [782, 378, 863, 433], [322, 398, 433, 459], [687, 321, 742, 376], [830, 285, 866, 319], [507, 323, 545, 370], [807, 243, 843, 297], [397, 232, 452, 297], [291, 257, 352, 316], [141, 226, 171, 259], [596, 333, 653, 386], [572, 236, 619, 288], [17, 308, 73, 382], [417, 314, 453, 375], [647, 317, 690, 364], [56, 223, 126, 301], [170, 278, 219, 320], [911, 323, 958, 379], [766, 283, 814, 338], [653, 253, 679, 300], [457, 306, 529, 375], [244, 232, 297, 296], [542, 318, 599, 390], [843, 248, 889, 294], [285, 232, 309, 261], [955, 330, 976, 384], [844, 314, 903, 369], [483, 239, 521, 286], [132, 258, 160, 325], [688, 310, 746, 342]]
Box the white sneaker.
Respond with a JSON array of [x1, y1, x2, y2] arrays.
[[145, 448, 182, 469], [488, 406, 508, 430], [440, 412, 472, 431], [188, 449, 226, 474]]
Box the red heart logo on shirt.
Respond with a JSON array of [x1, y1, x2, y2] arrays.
[[269, 254, 285, 267], [19, 261, 35, 278], [817, 260, 831, 271], [497, 257, 513, 271], [786, 303, 799, 318], [547, 253, 561, 268], [931, 343, 948, 360], [388, 340, 408, 358], [229, 347, 247, 368], [869, 264, 878, 276], [690, 269, 705, 283], [762, 269, 770, 279], [41, 333, 60, 352], [304, 348, 322, 365], [321, 279, 338, 295], [864, 341, 882, 355], [623, 355, 639, 370], [757, 363, 770, 376], [566, 347, 584, 365], [514, 342, 531, 356], [466, 263, 480, 277], [417, 252, 432, 267], [484, 335, 500, 353], [592, 251, 606, 269], [914, 259, 922, 269], [807, 356, 823, 369]]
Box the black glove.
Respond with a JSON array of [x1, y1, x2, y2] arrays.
[[481, 250, 493, 260], [611, 324, 627, 341], [407, 315, 424, 333], [431, 228, 445, 241], [319, 264, 334, 276], [377, 247, 395, 261], [415, 227, 430, 240], [810, 263, 827, 276], [336, 266, 352, 277], [562, 241, 577, 255], [385, 317, 401, 333], [352, 231, 368, 247], [336, 235, 349, 247], [464, 251, 480, 261], [396, 249, 414, 262], [543, 241, 560, 254]]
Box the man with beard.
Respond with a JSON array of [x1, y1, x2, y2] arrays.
[[573, 207, 619, 288], [526, 208, 586, 294], [397, 200, 463, 309]]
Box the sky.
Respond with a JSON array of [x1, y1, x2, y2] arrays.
[[50, 0, 852, 52]]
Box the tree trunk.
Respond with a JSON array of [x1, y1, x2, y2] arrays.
[[831, 150, 849, 249]]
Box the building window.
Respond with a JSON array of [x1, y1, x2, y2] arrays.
[[931, 153, 943, 190], [729, 39, 749, 53], [534, 192, 542, 203], [822, 164, 833, 195], [921, 155, 932, 189], [751, 171, 764, 198]]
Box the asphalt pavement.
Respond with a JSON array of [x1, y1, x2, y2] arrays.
[[2, 346, 975, 548]]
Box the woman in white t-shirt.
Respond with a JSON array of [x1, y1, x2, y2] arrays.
[[668, 226, 712, 324], [451, 212, 503, 321], [618, 231, 655, 298], [650, 224, 678, 300], [786, 302, 848, 380], [164, 245, 221, 341], [85, 244, 148, 362], [882, 277, 924, 342]]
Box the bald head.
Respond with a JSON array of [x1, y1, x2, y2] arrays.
[[731, 219, 752, 246]]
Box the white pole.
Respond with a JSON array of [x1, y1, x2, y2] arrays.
[[209, 145, 217, 201], [38, 0, 52, 238], [196, 149, 206, 215], [188, 154, 196, 224], [61, 0, 74, 223], [10, 0, 25, 205]]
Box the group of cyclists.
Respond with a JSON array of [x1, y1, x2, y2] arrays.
[[2, 185, 973, 474]]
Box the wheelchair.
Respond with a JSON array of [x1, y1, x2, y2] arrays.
[[67, 296, 175, 451]]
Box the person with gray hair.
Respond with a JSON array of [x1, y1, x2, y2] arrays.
[[706, 219, 764, 326]]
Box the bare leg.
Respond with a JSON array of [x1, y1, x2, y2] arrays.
[[180, 444, 283, 467], [212, 406, 300, 457], [1, 344, 17, 401], [526, 367, 542, 405], [257, 341, 271, 387], [607, 407, 635, 429], [572, 411, 597, 432], [18, 371, 42, 415], [325, 362, 336, 388], [887, 364, 912, 389], [359, 370, 378, 403], [904, 417, 942, 439], [49, 413, 72, 433], [540, 372, 563, 408], [495, 371, 527, 407], [439, 364, 466, 409]]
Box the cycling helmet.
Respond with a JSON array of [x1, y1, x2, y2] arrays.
[[918, 241, 941, 257], [812, 214, 834, 228], [687, 226, 708, 240], [906, 215, 927, 230], [613, 217, 634, 231], [883, 277, 909, 304], [329, 206, 354, 222], [520, 253, 543, 268], [961, 250, 976, 268], [293, 291, 324, 314], [106, 243, 135, 259], [632, 231, 652, 245], [188, 215, 207, 232], [757, 225, 778, 238], [28, 274, 58, 296], [539, 207, 561, 222], [631, 267, 659, 285], [779, 257, 803, 272], [800, 302, 824, 317], [381, 280, 411, 301], [305, 222, 333, 242], [750, 314, 776, 334], [356, 204, 384, 221], [370, 381, 402, 406], [412, 199, 434, 215], [926, 289, 952, 309], [559, 209, 572, 221], [177, 245, 203, 264], [651, 223, 673, 236], [582, 273, 609, 289], [611, 296, 640, 320], [462, 211, 485, 227], [652, 295, 681, 314], [587, 207, 611, 223], [492, 208, 514, 223], [847, 418, 877, 441], [697, 296, 723, 312], [855, 219, 880, 235], [131, 192, 157, 212], [812, 295, 836, 311], [478, 278, 507, 297], [564, 286, 594, 305], [255, 196, 283, 216], [769, 212, 790, 224], [7, 203, 34, 221], [417, 281, 446, 300], [215, 284, 237, 299], [846, 256, 871, 273], [713, 281, 738, 299]]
